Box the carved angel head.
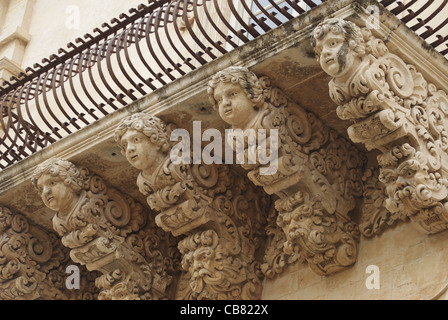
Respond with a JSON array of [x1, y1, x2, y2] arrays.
[[31, 158, 85, 214], [207, 67, 266, 129], [311, 18, 365, 80], [114, 113, 171, 174]]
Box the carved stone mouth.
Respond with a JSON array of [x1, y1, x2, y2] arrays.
[[326, 58, 335, 65]]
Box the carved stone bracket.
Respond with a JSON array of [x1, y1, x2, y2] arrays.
[[312, 18, 448, 234], [31, 159, 177, 300], [114, 114, 270, 300], [359, 167, 409, 237], [207, 67, 366, 276], [0, 206, 99, 300]]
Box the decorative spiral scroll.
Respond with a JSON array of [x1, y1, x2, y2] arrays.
[[286, 103, 312, 145], [411, 106, 429, 128], [104, 189, 131, 228], [335, 241, 357, 267], [126, 234, 144, 254], [387, 56, 414, 99], [88, 175, 107, 194], [191, 164, 218, 189], [16, 276, 38, 295], [11, 214, 29, 234], [27, 226, 53, 264]]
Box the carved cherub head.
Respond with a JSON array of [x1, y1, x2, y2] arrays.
[[311, 18, 365, 80], [207, 67, 265, 129], [114, 113, 171, 174], [32, 158, 85, 214]]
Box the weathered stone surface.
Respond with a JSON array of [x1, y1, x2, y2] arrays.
[[0, 206, 99, 300], [114, 113, 270, 300], [31, 158, 178, 300], [312, 17, 448, 235], [0, 0, 447, 301], [208, 66, 365, 276]]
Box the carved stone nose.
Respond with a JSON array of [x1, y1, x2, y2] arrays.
[[43, 186, 52, 195]]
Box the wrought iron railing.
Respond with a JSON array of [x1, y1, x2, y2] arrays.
[[0, 0, 447, 170]]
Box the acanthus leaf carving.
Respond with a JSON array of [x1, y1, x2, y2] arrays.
[[312, 17, 448, 234], [0, 206, 99, 300], [207, 66, 366, 277], [31, 158, 177, 300], [114, 114, 270, 300], [359, 168, 409, 237]]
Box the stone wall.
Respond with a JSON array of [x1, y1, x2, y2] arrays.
[[0, 0, 447, 300], [263, 220, 448, 300]]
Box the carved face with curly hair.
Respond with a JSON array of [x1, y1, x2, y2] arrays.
[[114, 113, 171, 174], [207, 67, 265, 129], [311, 18, 366, 80], [32, 158, 85, 214]]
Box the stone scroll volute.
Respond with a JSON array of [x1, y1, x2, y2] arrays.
[[207, 66, 366, 276], [114, 113, 270, 300], [31, 158, 177, 300], [312, 17, 448, 235], [0, 206, 99, 300]]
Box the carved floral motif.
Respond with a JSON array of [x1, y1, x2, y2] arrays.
[[31, 158, 177, 300], [312, 18, 448, 234]]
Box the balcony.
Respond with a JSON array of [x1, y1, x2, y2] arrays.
[[1, 0, 448, 301]]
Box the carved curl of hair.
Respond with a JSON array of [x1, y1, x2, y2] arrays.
[[31, 158, 86, 195], [207, 66, 266, 110], [311, 18, 366, 57], [114, 113, 171, 155]]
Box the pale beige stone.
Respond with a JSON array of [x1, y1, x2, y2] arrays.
[[114, 113, 270, 300], [208, 66, 365, 277], [312, 17, 448, 235], [0, 0, 447, 301], [31, 158, 176, 300]]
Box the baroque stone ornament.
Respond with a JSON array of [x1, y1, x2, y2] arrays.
[[114, 113, 269, 300], [0, 206, 99, 300], [312, 18, 448, 234], [208, 67, 365, 276], [31, 158, 177, 300], [359, 168, 408, 237]]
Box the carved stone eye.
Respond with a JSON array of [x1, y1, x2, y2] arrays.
[[404, 169, 415, 178]]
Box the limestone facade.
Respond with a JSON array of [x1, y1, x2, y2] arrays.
[[0, 0, 448, 300]]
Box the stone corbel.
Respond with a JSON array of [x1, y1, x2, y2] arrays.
[[31, 159, 176, 300], [0, 206, 98, 300], [312, 18, 448, 234], [114, 114, 270, 300], [207, 67, 366, 276], [359, 167, 408, 237], [0, 0, 34, 85]]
